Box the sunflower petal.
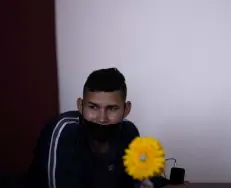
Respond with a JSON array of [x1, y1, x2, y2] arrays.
[[123, 136, 165, 180]]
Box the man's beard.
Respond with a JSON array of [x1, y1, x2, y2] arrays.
[[82, 117, 122, 143]]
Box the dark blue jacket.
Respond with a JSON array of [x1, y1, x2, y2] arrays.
[[25, 111, 168, 188]]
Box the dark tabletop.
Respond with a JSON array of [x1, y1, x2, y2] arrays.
[[188, 183, 231, 188]]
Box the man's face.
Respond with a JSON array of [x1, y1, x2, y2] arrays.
[[77, 91, 131, 125]]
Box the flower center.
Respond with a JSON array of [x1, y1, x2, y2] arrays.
[[140, 154, 147, 162]]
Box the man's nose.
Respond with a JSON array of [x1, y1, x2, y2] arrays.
[[98, 110, 109, 124]]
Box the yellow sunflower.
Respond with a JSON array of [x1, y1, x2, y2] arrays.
[[123, 136, 165, 181]]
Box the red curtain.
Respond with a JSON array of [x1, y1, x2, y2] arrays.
[[1, 0, 59, 174]]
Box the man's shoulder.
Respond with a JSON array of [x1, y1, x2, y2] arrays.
[[53, 110, 81, 129], [58, 110, 81, 120], [121, 119, 140, 141], [122, 119, 138, 131], [41, 111, 81, 139]]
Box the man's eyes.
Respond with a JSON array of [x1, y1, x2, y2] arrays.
[[108, 106, 119, 111], [88, 105, 119, 111], [88, 105, 98, 109]]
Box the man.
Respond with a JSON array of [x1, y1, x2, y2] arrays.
[[25, 68, 173, 188]]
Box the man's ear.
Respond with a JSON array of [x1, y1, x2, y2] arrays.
[[123, 101, 132, 119], [77, 98, 83, 114]]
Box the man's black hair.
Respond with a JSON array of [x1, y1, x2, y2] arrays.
[[83, 67, 127, 100]]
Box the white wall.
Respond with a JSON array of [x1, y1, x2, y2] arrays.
[[55, 0, 231, 182]]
